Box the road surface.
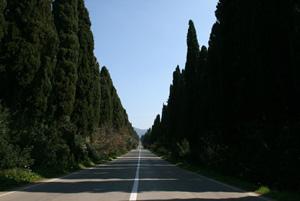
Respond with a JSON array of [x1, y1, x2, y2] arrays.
[[0, 147, 271, 201]]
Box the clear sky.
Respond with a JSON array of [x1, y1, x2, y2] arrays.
[[85, 0, 218, 129]]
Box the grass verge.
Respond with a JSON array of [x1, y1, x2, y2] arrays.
[[0, 168, 42, 191], [0, 155, 118, 192]]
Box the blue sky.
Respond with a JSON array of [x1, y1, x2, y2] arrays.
[[85, 0, 218, 129]]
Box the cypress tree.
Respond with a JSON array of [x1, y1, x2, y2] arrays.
[[99, 66, 129, 130], [51, 0, 80, 165], [167, 66, 186, 155], [150, 114, 161, 145], [91, 62, 101, 132], [160, 104, 169, 147], [32, 0, 58, 119], [72, 0, 100, 137], [99, 67, 113, 127], [185, 20, 200, 81], [112, 94, 127, 129], [52, 0, 79, 119], [184, 20, 201, 157]]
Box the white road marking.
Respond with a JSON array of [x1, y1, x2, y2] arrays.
[[129, 147, 141, 201]]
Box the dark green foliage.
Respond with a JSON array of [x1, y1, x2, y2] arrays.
[[99, 67, 114, 127], [52, 0, 79, 119], [0, 104, 32, 169], [0, 0, 59, 169], [144, 2, 300, 191], [166, 66, 187, 155], [0, 0, 5, 42], [72, 0, 100, 138], [51, 0, 81, 165], [0, 0, 58, 118], [150, 114, 161, 145], [141, 129, 152, 148]]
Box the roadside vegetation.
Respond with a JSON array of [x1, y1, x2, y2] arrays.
[[154, 150, 300, 201]]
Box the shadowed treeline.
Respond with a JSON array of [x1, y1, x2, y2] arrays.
[[143, 0, 300, 192]]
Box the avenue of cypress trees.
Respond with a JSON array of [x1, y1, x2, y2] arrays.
[[0, 0, 138, 171]]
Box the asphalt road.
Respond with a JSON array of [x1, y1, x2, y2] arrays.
[[0, 147, 271, 201]]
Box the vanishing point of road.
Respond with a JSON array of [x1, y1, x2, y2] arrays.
[[0, 146, 272, 201]]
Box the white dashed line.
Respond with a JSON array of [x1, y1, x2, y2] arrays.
[[129, 147, 141, 201]]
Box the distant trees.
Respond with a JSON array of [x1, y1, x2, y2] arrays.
[[0, 0, 138, 171], [143, 1, 300, 191]]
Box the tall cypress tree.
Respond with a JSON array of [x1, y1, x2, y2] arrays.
[[32, 0, 58, 119], [185, 20, 200, 80], [51, 0, 80, 164], [184, 20, 201, 157], [159, 104, 168, 147], [99, 66, 130, 129], [52, 0, 79, 120], [167, 66, 186, 155], [99, 67, 113, 127], [72, 0, 100, 137], [91, 61, 101, 132], [150, 114, 161, 145]]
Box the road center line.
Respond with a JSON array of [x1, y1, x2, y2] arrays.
[[129, 147, 141, 201]]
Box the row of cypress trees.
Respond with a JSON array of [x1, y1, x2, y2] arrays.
[[0, 0, 138, 170], [143, 0, 300, 191]]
